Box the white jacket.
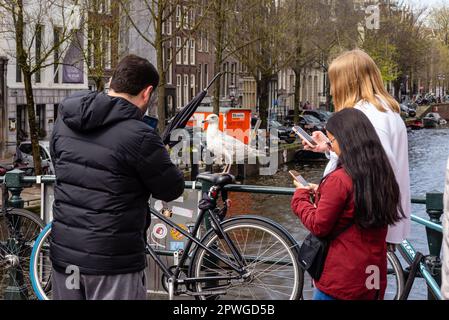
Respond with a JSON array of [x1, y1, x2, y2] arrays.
[[442, 157, 449, 299], [324, 98, 411, 244]]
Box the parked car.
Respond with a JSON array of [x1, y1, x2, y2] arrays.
[[15, 141, 54, 174], [269, 120, 296, 143], [422, 112, 446, 128], [302, 110, 332, 122], [400, 104, 416, 118], [298, 115, 326, 134]]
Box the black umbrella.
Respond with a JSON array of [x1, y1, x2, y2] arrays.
[[162, 72, 222, 146]]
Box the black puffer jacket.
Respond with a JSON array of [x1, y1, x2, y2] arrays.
[[49, 91, 184, 275]]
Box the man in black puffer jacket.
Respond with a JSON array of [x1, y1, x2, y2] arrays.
[[50, 55, 184, 300]]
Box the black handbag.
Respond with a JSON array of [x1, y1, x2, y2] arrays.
[[298, 222, 354, 280]]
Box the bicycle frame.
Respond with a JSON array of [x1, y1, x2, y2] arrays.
[[399, 239, 442, 300], [146, 205, 247, 287]]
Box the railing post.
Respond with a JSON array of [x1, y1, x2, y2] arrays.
[[425, 191, 444, 300], [3, 169, 28, 300]]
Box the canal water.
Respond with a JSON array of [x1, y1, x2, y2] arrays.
[[233, 127, 449, 300]]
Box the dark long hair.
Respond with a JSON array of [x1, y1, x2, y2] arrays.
[[326, 108, 405, 229]]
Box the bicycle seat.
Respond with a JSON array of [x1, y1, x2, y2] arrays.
[[196, 173, 236, 187]]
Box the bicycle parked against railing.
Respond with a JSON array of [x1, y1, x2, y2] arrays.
[[30, 172, 304, 300], [385, 238, 442, 300], [0, 182, 45, 299]]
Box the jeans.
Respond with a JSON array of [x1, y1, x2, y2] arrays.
[[313, 288, 336, 300]]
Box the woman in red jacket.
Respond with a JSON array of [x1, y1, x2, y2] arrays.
[[291, 108, 405, 300]]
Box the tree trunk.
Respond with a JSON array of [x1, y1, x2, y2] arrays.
[[212, 0, 224, 116], [95, 77, 104, 92], [257, 76, 270, 129], [15, 0, 42, 175], [23, 72, 42, 175], [156, 7, 166, 132]]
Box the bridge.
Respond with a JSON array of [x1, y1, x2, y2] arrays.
[[0, 170, 445, 300]]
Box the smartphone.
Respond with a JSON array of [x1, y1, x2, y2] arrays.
[[289, 170, 310, 187], [292, 126, 317, 148]]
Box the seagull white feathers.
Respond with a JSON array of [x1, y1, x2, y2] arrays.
[[203, 114, 260, 173]]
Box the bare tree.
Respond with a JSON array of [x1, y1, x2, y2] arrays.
[[233, 0, 294, 128], [0, 0, 82, 174], [119, 0, 205, 131]]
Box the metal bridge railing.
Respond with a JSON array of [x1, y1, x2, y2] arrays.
[[0, 170, 445, 299]]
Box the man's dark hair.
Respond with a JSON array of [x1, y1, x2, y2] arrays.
[[109, 54, 159, 96]]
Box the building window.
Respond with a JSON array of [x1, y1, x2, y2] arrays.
[[163, 15, 172, 35], [166, 48, 173, 85], [190, 74, 195, 98], [54, 104, 59, 120], [35, 24, 43, 83], [204, 64, 208, 86], [189, 8, 194, 30], [36, 104, 46, 133], [183, 6, 189, 29], [176, 5, 181, 28], [103, 27, 112, 69], [183, 40, 189, 65], [16, 62, 22, 83], [183, 74, 189, 105], [99, 0, 111, 14], [16, 105, 27, 138], [167, 95, 174, 114], [231, 63, 236, 87], [199, 64, 202, 90], [189, 39, 195, 66], [176, 37, 182, 65], [176, 75, 182, 108], [198, 32, 203, 52], [204, 32, 209, 52]]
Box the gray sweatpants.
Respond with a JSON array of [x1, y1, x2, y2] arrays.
[[52, 268, 147, 300]]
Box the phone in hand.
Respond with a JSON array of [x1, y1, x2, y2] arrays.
[[289, 170, 309, 187], [292, 126, 317, 148]]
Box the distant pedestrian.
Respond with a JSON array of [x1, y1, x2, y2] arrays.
[[50, 55, 185, 300], [442, 157, 449, 300], [291, 108, 405, 300], [302, 49, 411, 246]]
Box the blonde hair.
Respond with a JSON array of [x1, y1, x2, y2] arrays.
[[329, 49, 400, 113]]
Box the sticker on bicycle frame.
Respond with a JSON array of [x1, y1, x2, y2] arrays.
[[152, 223, 168, 240], [154, 200, 163, 212], [170, 241, 185, 251], [172, 206, 193, 219], [170, 224, 187, 240]]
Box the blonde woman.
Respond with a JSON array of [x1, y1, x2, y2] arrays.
[[303, 49, 411, 245]]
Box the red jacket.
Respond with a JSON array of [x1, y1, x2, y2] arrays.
[[291, 167, 388, 300]]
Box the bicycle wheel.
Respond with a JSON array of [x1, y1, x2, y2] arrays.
[[384, 250, 404, 300], [189, 217, 303, 300], [0, 208, 45, 299], [29, 223, 52, 300]]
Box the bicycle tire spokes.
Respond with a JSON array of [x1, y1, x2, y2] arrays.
[[191, 221, 301, 300]]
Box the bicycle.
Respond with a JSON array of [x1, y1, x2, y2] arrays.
[[0, 182, 45, 299], [384, 239, 442, 300], [30, 172, 304, 300]]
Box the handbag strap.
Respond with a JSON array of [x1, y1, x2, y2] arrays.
[[329, 221, 354, 240]]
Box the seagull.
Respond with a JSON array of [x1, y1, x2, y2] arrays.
[[202, 114, 260, 173]]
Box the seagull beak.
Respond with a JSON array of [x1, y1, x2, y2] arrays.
[[202, 120, 208, 124]]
